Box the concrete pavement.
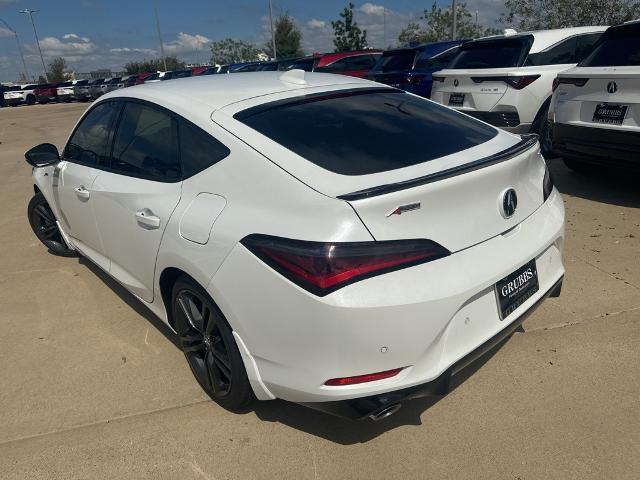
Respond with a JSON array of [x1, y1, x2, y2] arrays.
[[1, 103, 638, 479]]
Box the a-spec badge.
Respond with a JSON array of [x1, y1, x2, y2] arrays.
[[387, 202, 421, 217]]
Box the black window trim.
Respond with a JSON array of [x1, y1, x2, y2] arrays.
[[62, 97, 231, 183]]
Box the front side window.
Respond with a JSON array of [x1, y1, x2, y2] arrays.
[[316, 58, 348, 73], [65, 101, 120, 167], [111, 102, 180, 181], [580, 24, 640, 66], [236, 89, 497, 176], [450, 36, 532, 69]]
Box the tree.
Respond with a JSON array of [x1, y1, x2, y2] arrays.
[[265, 12, 303, 59], [47, 57, 68, 83], [210, 38, 262, 64], [501, 0, 640, 30], [332, 2, 368, 52], [398, 2, 501, 45], [124, 56, 185, 74]]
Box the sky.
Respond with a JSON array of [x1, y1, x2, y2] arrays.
[[0, 0, 507, 82]]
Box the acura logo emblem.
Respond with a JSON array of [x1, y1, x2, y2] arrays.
[[454, 79, 459, 87], [607, 81, 617, 94], [501, 188, 518, 218]]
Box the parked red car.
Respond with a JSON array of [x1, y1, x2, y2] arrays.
[[190, 66, 209, 76], [34, 84, 59, 104], [286, 50, 382, 78]]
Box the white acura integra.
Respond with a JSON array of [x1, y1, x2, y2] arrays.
[[25, 71, 565, 420]]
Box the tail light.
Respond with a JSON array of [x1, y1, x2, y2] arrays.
[[552, 77, 589, 92], [325, 368, 404, 386], [543, 162, 554, 201], [241, 234, 450, 296], [472, 75, 540, 90], [405, 74, 426, 84], [432, 75, 445, 83]]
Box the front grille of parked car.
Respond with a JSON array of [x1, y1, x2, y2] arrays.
[[466, 111, 521, 127]]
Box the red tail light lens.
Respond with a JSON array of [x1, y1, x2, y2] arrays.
[[325, 368, 404, 386], [472, 75, 540, 90], [241, 234, 450, 296], [552, 77, 589, 92]]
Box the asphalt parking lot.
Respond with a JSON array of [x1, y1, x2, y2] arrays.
[[1, 102, 639, 479]]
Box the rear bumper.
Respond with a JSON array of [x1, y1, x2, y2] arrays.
[[553, 123, 640, 171], [302, 276, 563, 420]]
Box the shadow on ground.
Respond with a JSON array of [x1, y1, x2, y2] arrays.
[[549, 157, 640, 208]]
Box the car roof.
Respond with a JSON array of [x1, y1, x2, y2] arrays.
[[99, 71, 375, 122], [475, 26, 608, 53]]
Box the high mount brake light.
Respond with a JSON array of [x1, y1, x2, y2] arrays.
[[472, 75, 540, 90], [241, 234, 451, 296], [552, 77, 589, 92]]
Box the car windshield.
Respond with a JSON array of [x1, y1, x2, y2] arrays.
[[580, 23, 640, 67], [373, 50, 416, 72], [235, 89, 497, 176], [449, 36, 532, 69]]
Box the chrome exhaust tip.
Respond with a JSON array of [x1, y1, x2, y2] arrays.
[[369, 403, 402, 421]]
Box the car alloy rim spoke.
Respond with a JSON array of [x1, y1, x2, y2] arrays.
[[35, 204, 55, 224], [40, 224, 59, 239], [210, 344, 232, 380], [205, 348, 231, 394], [180, 332, 205, 353]]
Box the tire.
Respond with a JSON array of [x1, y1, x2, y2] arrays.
[[25, 94, 35, 106], [28, 192, 78, 257], [172, 276, 255, 411], [532, 101, 553, 158]]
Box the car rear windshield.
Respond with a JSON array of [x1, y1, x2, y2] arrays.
[[580, 23, 640, 67], [235, 89, 498, 176], [449, 36, 532, 69], [372, 50, 417, 72]]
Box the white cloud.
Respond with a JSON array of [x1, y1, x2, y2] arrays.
[[307, 19, 326, 29], [359, 3, 386, 17], [163, 32, 211, 55], [110, 47, 157, 56], [35, 34, 97, 57], [0, 26, 14, 38]]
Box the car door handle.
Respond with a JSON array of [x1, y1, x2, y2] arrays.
[[74, 185, 90, 200], [135, 209, 161, 229]]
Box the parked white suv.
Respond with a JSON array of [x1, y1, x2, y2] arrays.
[[430, 27, 607, 155], [3, 84, 38, 106], [551, 20, 640, 171]]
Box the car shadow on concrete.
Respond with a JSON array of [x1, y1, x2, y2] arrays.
[[78, 257, 181, 349], [549, 157, 640, 208]]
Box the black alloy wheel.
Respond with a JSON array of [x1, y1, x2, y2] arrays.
[[28, 192, 77, 257], [172, 276, 254, 411]]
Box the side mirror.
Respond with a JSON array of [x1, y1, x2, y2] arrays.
[[25, 143, 60, 168]]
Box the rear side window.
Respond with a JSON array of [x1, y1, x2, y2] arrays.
[[179, 122, 230, 178], [373, 50, 417, 72], [111, 102, 180, 181], [580, 24, 640, 66], [236, 89, 497, 176], [450, 37, 532, 69], [415, 46, 460, 69], [525, 37, 577, 66], [65, 101, 120, 167]]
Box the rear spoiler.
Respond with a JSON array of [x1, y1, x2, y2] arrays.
[[337, 134, 539, 201]]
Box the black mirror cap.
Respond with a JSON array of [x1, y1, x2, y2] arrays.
[[25, 143, 60, 168]]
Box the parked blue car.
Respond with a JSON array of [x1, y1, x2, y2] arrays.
[[368, 40, 467, 98]]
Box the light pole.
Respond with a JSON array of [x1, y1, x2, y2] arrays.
[[268, 0, 276, 60], [152, 0, 167, 71], [451, 0, 457, 40], [0, 18, 29, 81], [19, 8, 47, 82]]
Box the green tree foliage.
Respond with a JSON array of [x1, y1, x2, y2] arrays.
[[398, 2, 501, 45], [46, 57, 68, 83], [124, 56, 185, 74], [332, 2, 368, 52], [209, 38, 262, 65], [265, 12, 304, 59], [501, 0, 640, 30]]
